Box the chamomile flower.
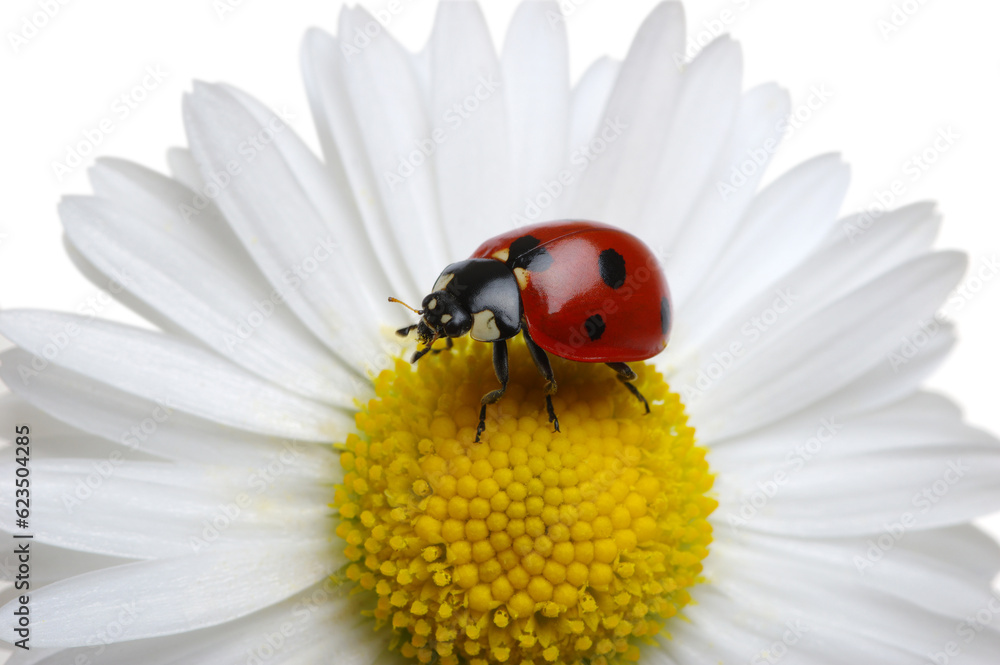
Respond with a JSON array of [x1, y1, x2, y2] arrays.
[[2, 2, 1000, 664]]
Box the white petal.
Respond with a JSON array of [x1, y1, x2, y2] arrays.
[[0, 459, 332, 558], [666, 83, 791, 309], [501, 1, 570, 207], [3, 650, 59, 665], [721, 530, 1000, 621], [688, 251, 966, 439], [60, 194, 366, 407], [663, 572, 907, 663], [0, 348, 341, 467], [689, 533, 1000, 663], [0, 542, 341, 647], [710, 391, 970, 467], [635, 37, 743, 243], [335, 7, 450, 288], [182, 83, 389, 369], [221, 81, 412, 329], [670, 200, 942, 366], [716, 442, 1000, 536], [905, 524, 1000, 585], [164, 147, 202, 191], [0, 393, 114, 460], [0, 310, 353, 441], [676, 154, 850, 336], [427, 1, 512, 257], [26, 583, 388, 665], [565, 56, 620, 164], [0, 540, 128, 587], [569, 2, 685, 222], [805, 319, 955, 421], [89, 156, 246, 264], [300, 27, 417, 305]]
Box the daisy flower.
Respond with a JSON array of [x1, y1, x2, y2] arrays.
[[3, 1, 1000, 664]]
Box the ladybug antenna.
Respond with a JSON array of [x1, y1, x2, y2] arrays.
[[388, 297, 422, 316]]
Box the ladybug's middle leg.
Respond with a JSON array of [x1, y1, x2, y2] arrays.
[[476, 340, 509, 443], [606, 362, 650, 413], [521, 328, 560, 434]]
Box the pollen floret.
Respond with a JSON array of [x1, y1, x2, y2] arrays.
[[334, 338, 714, 665]]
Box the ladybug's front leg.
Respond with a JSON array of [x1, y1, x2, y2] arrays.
[[431, 337, 454, 355], [521, 328, 560, 434], [476, 341, 509, 443], [606, 362, 650, 413]]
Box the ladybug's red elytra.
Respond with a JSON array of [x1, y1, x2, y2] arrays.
[[391, 220, 672, 442]]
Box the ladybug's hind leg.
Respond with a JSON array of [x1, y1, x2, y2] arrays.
[[476, 341, 509, 443], [521, 328, 560, 434], [606, 362, 650, 414]]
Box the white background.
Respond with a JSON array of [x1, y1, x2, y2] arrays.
[[0, 0, 998, 654]]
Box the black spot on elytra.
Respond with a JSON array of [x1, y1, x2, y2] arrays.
[[660, 296, 671, 336], [598, 248, 627, 289], [508, 235, 554, 273], [584, 314, 606, 341], [508, 235, 540, 259]]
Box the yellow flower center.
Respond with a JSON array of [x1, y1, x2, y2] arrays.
[[334, 337, 715, 665]]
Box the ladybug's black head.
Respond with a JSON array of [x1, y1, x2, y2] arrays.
[[421, 291, 473, 338]]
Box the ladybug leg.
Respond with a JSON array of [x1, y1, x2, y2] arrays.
[[606, 362, 650, 414], [411, 330, 442, 363], [521, 328, 560, 434], [476, 341, 509, 443], [395, 324, 418, 337], [431, 337, 454, 355]]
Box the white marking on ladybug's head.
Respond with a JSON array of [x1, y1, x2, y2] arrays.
[[441, 314, 453, 324], [427, 297, 438, 311], [470, 310, 500, 342], [493, 249, 510, 263]]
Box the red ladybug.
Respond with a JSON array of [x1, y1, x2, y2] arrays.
[[391, 220, 671, 442]]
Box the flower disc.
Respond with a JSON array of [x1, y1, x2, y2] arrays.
[[334, 337, 715, 665]]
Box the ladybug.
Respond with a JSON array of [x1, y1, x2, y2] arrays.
[[391, 220, 671, 442]]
